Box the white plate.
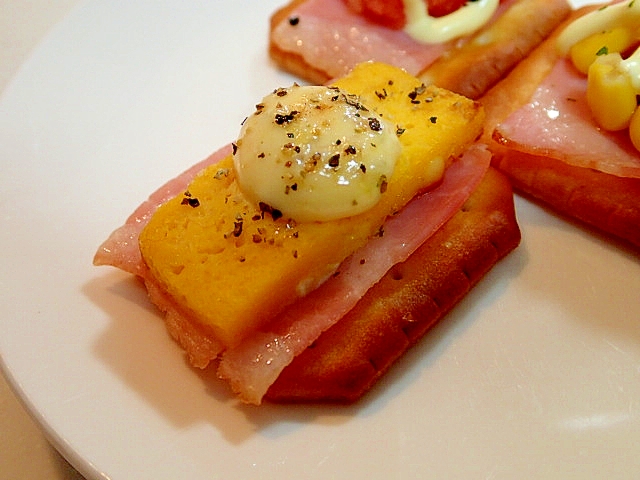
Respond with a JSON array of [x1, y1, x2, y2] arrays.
[[1, 1, 639, 479]]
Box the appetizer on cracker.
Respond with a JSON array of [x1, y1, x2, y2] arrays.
[[482, 1, 640, 248], [94, 62, 520, 404], [269, 0, 571, 98]]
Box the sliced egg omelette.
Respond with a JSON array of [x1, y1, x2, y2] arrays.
[[139, 62, 484, 348]]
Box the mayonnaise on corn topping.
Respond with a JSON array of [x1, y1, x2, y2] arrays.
[[556, 0, 640, 58], [403, 0, 500, 43], [233, 85, 401, 222], [557, 0, 640, 150]]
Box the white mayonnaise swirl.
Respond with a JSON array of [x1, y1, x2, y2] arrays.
[[556, 0, 640, 57], [403, 0, 499, 44], [233, 85, 401, 222]]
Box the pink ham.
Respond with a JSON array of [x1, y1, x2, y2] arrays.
[[94, 143, 490, 404], [494, 58, 640, 179], [270, 0, 513, 81], [218, 144, 491, 404], [93, 144, 233, 276]]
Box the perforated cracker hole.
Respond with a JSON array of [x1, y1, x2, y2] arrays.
[[390, 266, 404, 281]]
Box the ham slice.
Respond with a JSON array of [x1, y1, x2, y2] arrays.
[[493, 58, 640, 179], [94, 143, 491, 404], [94, 144, 233, 276], [218, 144, 491, 404], [270, 0, 514, 82], [270, 0, 445, 80]]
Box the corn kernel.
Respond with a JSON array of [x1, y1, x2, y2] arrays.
[[587, 53, 637, 131], [570, 27, 636, 74], [629, 107, 640, 152]]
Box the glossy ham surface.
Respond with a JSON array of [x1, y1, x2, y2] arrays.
[[493, 58, 640, 179], [94, 143, 491, 404], [218, 144, 491, 404], [93, 144, 233, 276], [271, 0, 448, 80]]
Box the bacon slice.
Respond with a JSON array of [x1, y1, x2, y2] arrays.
[[493, 58, 640, 179]]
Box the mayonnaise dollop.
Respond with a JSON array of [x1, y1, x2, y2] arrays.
[[556, 0, 640, 57], [233, 85, 401, 222], [403, 0, 499, 44]]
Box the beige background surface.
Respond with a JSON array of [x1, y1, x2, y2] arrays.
[[1, 2, 86, 478]]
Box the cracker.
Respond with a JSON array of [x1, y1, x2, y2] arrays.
[[265, 167, 521, 403], [419, 0, 571, 99]]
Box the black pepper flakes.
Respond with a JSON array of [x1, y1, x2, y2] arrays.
[[181, 191, 200, 208], [378, 175, 388, 194], [396, 126, 406, 136], [375, 88, 388, 100], [288, 16, 300, 26], [328, 153, 340, 168], [275, 111, 298, 125], [368, 117, 381, 131], [285, 183, 298, 195], [342, 93, 368, 111], [344, 145, 357, 155], [259, 202, 283, 221], [408, 84, 427, 101], [215, 168, 230, 179], [430, 116, 437, 124], [232, 220, 243, 237]]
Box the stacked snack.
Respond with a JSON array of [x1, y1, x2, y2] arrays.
[[94, 62, 521, 404], [481, 0, 640, 248]]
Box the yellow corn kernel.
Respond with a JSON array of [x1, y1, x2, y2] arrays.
[[629, 107, 640, 152], [570, 27, 635, 74], [587, 53, 637, 131]]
